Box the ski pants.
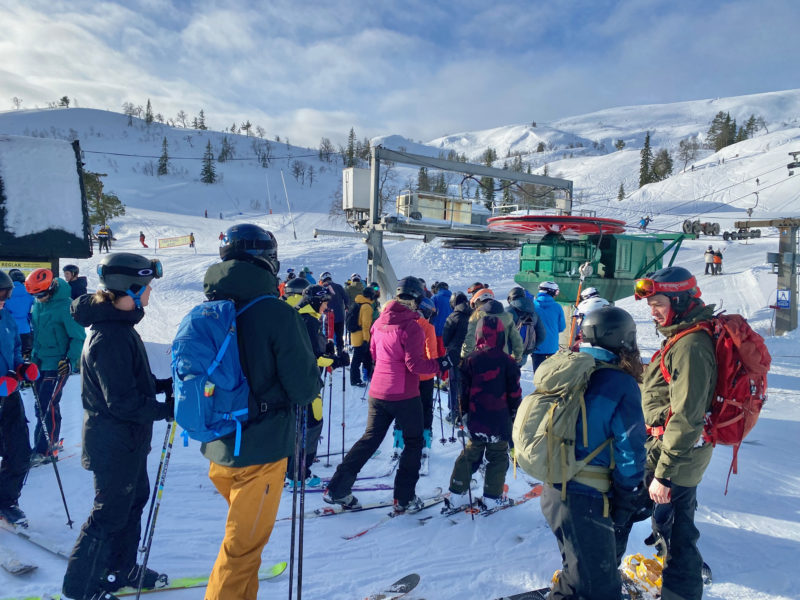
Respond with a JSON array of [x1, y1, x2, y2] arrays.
[[0, 391, 31, 509], [286, 411, 323, 481], [19, 333, 33, 360], [541, 484, 622, 600], [206, 459, 286, 600], [651, 484, 703, 600], [449, 438, 508, 498], [419, 378, 434, 433], [447, 361, 461, 415], [532, 352, 553, 373], [327, 396, 423, 505], [350, 342, 373, 385], [32, 372, 66, 456], [333, 320, 345, 354]]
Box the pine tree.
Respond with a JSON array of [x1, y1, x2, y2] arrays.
[[345, 128, 357, 168], [480, 147, 497, 209], [198, 109, 207, 130], [83, 171, 126, 226], [157, 137, 169, 176], [417, 167, 430, 192], [218, 136, 234, 162], [651, 149, 673, 182], [614, 139, 625, 151], [201, 141, 216, 184], [617, 182, 625, 201], [145, 99, 153, 124], [639, 131, 653, 187]]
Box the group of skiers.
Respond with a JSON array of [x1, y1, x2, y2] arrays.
[[0, 228, 721, 600], [704, 245, 724, 275]]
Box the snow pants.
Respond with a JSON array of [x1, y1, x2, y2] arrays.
[[540, 484, 622, 600], [327, 396, 423, 505], [205, 459, 286, 600], [419, 378, 434, 432], [0, 391, 31, 509], [286, 410, 323, 481], [449, 438, 508, 498], [350, 342, 373, 385], [32, 372, 67, 456]]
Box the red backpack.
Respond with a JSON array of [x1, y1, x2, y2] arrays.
[[654, 313, 770, 493]]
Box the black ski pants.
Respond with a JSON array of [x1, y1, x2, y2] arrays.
[[333, 320, 345, 354], [350, 342, 373, 385], [0, 391, 31, 509], [541, 484, 622, 600], [419, 378, 434, 433], [327, 396, 423, 505], [32, 372, 66, 456]]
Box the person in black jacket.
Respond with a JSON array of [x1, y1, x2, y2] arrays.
[[320, 271, 347, 353], [62, 264, 88, 300], [62, 253, 173, 600], [442, 292, 471, 423]]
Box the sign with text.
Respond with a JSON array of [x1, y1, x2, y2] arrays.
[[157, 235, 191, 249], [776, 289, 791, 309]]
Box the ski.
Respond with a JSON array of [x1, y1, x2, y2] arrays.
[[277, 499, 396, 522], [479, 484, 543, 516], [366, 573, 420, 600], [301, 484, 393, 493], [0, 545, 37, 575], [343, 489, 444, 540], [492, 589, 549, 600], [0, 519, 71, 560]]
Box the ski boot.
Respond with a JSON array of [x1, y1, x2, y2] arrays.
[[0, 504, 28, 527], [322, 490, 361, 509], [393, 496, 424, 515]]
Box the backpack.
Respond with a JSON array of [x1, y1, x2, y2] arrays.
[[346, 304, 362, 333], [653, 313, 770, 493], [172, 295, 273, 456], [516, 311, 538, 355], [512, 350, 616, 507]]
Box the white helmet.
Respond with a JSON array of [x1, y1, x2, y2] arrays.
[[577, 296, 610, 317], [580, 287, 599, 301], [539, 281, 559, 296]]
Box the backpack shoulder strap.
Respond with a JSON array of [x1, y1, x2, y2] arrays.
[[236, 294, 277, 316], [657, 321, 713, 384]]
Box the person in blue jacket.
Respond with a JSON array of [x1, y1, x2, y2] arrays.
[[431, 281, 453, 341], [532, 281, 566, 371], [540, 306, 649, 600], [4, 270, 34, 359]]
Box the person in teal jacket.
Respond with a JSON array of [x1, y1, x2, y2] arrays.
[[25, 270, 86, 461]]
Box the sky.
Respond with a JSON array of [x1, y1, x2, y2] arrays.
[[1, 0, 798, 148]]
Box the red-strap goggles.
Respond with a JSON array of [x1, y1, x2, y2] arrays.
[[634, 275, 699, 300]]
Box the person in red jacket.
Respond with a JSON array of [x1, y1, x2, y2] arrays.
[[324, 277, 451, 513]]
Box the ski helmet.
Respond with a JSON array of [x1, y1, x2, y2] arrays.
[[285, 277, 310, 295], [418, 296, 436, 320], [25, 269, 55, 297], [467, 282, 486, 295], [507, 286, 529, 306], [581, 306, 637, 353], [450, 291, 468, 309], [0, 270, 12, 301], [62, 264, 79, 276], [362, 286, 377, 301], [97, 253, 162, 307], [301, 284, 331, 312], [470, 288, 494, 308], [538, 281, 559, 296], [577, 296, 610, 317], [7, 268, 25, 283], [634, 266, 700, 315], [580, 287, 599, 301], [220, 224, 279, 274], [396, 276, 425, 303], [350, 273, 361, 282], [320, 271, 333, 282], [436, 281, 449, 291]]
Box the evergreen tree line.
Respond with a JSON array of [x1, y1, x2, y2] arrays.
[[706, 111, 766, 152], [638, 131, 673, 187]]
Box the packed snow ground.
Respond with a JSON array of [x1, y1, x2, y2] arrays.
[[1, 206, 799, 600]]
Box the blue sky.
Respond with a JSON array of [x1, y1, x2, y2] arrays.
[[0, 0, 797, 147]]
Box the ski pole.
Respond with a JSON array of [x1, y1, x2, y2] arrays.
[[435, 377, 446, 445], [456, 399, 475, 522], [141, 422, 173, 549], [324, 368, 333, 468], [567, 261, 593, 347], [288, 408, 302, 600], [28, 385, 73, 528], [297, 406, 308, 600], [135, 420, 177, 600]]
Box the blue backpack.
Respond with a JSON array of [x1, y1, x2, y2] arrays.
[[172, 295, 272, 456]]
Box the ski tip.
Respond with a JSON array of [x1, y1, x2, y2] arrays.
[[268, 561, 288, 576]]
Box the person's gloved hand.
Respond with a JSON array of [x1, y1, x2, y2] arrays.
[[317, 356, 334, 368], [437, 355, 453, 372], [611, 484, 652, 528], [155, 377, 174, 400], [312, 395, 323, 420], [163, 394, 175, 422], [16, 362, 40, 382], [325, 340, 336, 356], [0, 372, 19, 397], [336, 350, 351, 368], [57, 358, 71, 377]]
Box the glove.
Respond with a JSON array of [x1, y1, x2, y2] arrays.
[[336, 350, 350, 368], [611, 484, 652, 528], [437, 355, 453, 372], [16, 362, 40, 382], [163, 395, 175, 422], [155, 377, 174, 400], [317, 356, 334, 368], [57, 358, 71, 377], [312, 395, 323, 420], [0, 372, 18, 397]]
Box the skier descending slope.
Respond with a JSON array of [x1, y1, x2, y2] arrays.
[[63, 253, 172, 600]]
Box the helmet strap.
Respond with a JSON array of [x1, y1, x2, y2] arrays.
[[126, 288, 145, 309]]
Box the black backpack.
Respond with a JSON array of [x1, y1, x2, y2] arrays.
[[516, 311, 538, 354], [346, 305, 362, 333]]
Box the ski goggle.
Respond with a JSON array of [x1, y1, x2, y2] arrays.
[[634, 275, 698, 300]]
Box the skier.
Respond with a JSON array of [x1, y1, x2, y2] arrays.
[[320, 271, 348, 353], [349, 286, 376, 387], [713, 249, 723, 275], [345, 273, 364, 308], [139, 231, 148, 248], [188, 232, 195, 249], [506, 286, 546, 367], [96, 226, 111, 253], [282, 276, 310, 307], [218, 231, 225, 245], [532, 281, 566, 372], [298, 266, 315, 284], [442, 291, 471, 422], [537, 306, 648, 600], [703, 245, 715, 275], [62, 264, 88, 300], [324, 277, 450, 513], [4, 269, 34, 359], [25, 269, 86, 465], [431, 281, 453, 349], [200, 224, 319, 600], [571, 296, 611, 350], [446, 315, 521, 509], [0, 270, 39, 526], [62, 253, 172, 600], [461, 289, 523, 363], [634, 266, 717, 600], [580, 287, 600, 301]]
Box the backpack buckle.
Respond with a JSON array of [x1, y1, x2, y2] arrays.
[[259, 401, 269, 413]]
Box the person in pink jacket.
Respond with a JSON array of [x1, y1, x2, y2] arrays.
[[323, 276, 452, 513]]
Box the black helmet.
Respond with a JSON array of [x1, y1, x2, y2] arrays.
[[0, 270, 12, 292], [507, 287, 526, 303], [7, 268, 25, 283], [220, 224, 279, 274], [285, 277, 310, 295], [97, 253, 162, 305], [301, 284, 331, 311], [362, 286, 378, 301], [581, 306, 638, 353], [396, 276, 425, 303], [62, 264, 79, 276], [437, 281, 449, 291], [450, 291, 468, 309], [418, 296, 436, 320], [634, 266, 700, 315]]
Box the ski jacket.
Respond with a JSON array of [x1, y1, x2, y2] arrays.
[[442, 302, 471, 363], [416, 315, 439, 382], [431, 288, 453, 336], [368, 300, 440, 401], [297, 303, 326, 358], [350, 294, 374, 347], [704, 249, 715, 264], [506, 297, 547, 355], [0, 307, 22, 377], [533, 292, 566, 355], [30, 278, 86, 371], [201, 259, 320, 467], [71, 295, 171, 472], [5, 281, 33, 335], [459, 315, 521, 442], [67, 276, 88, 300], [641, 303, 717, 487], [345, 280, 364, 308], [461, 299, 523, 361], [324, 281, 348, 323], [713, 252, 722, 264]]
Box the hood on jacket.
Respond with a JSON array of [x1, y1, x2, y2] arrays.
[[480, 298, 505, 316], [71, 293, 145, 328], [297, 302, 321, 319], [354, 294, 372, 305], [44, 277, 74, 305], [509, 295, 536, 314], [204, 259, 279, 303], [377, 299, 418, 326], [475, 314, 505, 350]]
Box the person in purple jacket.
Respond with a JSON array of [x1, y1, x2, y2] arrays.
[[323, 276, 452, 513]]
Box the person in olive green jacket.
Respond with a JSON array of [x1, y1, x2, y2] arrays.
[[460, 289, 523, 362], [201, 224, 320, 600], [635, 266, 716, 600]]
